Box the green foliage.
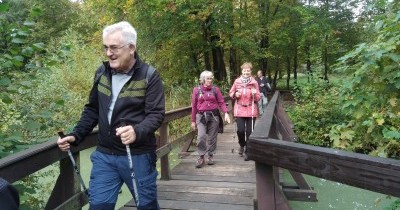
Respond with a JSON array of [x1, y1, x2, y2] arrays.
[[287, 77, 348, 147], [384, 198, 400, 210], [44, 30, 103, 132], [0, 3, 92, 207], [0, 19, 45, 73], [0, 3, 52, 157], [288, 2, 400, 160], [333, 9, 400, 158], [14, 169, 56, 210], [26, 0, 80, 44]]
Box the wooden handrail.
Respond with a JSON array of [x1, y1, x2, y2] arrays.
[[247, 91, 400, 210], [0, 131, 98, 183], [0, 96, 232, 209], [249, 137, 400, 197]]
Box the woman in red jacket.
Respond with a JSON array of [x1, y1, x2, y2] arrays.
[[191, 70, 231, 168], [229, 62, 261, 160]]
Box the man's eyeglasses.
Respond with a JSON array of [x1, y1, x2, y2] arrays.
[[103, 43, 130, 53]]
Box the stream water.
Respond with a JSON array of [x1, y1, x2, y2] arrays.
[[286, 172, 398, 210]]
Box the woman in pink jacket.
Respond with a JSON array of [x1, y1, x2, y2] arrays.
[[191, 70, 231, 168], [229, 62, 261, 161]]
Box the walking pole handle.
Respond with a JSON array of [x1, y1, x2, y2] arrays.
[[57, 131, 89, 196], [57, 131, 77, 166]]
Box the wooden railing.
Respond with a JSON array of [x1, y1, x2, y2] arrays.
[[247, 91, 400, 210], [0, 97, 232, 209], [3, 90, 398, 210]]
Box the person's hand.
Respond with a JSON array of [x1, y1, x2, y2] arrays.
[[251, 88, 257, 95], [224, 113, 231, 124], [260, 83, 264, 87], [235, 91, 241, 98], [191, 122, 197, 131], [116, 125, 136, 145], [57, 135, 75, 152]]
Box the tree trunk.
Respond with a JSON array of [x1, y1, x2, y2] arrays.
[[272, 61, 280, 90], [230, 48, 237, 82], [211, 35, 226, 81], [203, 16, 212, 72], [204, 50, 211, 72], [259, 36, 269, 74], [258, 0, 270, 75], [323, 35, 329, 82], [293, 44, 298, 85], [286, 56, 291, 90], [228, 1, 238, 83], [305, 42, 312, 81]]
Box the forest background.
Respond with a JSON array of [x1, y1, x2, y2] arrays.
[[0, 0, 399, 208]]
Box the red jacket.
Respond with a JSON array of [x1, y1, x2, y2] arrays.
[[229, 76, 260, 117]]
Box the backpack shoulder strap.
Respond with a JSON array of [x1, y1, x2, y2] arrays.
[[197, 85, 203, 97], [212, 86, 220, 101], [146, 65, 156, 86], [197, 85, 218, 98], [95, 64, 155, 86], [94, 65, 106, 83]]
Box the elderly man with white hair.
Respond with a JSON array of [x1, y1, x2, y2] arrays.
[[57, 21, 165, 210]]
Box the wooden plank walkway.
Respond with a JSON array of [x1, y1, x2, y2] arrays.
[[120, 123, 256, 210]]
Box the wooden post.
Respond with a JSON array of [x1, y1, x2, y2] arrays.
[[159, 123, 170, 180], [46, 154, 80, 209], [255, 162, 275, 210]]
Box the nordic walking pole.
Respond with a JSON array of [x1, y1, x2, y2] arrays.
[[232, 89, 240, 153], [57, 131, 89, 197], [232, 98, 239, 153], [232, 117, 236, 153], [120, 118, 140, 206], [251, 90, 255, 132]]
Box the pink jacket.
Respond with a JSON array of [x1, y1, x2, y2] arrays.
[[229, 76, 260, 118]]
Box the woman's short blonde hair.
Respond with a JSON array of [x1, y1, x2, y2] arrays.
[[199, 70, 213, 84], [241, 62, 253, 69]]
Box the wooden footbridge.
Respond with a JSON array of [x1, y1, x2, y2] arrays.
[[122, 124, 257, 210], [0, 91, 399, 210]]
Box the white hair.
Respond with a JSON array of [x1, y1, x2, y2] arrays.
[[199, 70, 213, 84], [103, 21, 137, 47]]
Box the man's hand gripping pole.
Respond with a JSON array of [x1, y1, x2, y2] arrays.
[[58, 131, 89, 197], [120, 119, 140, 206]]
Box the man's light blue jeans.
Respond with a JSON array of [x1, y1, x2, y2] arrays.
[[258, 93, 268, 116]]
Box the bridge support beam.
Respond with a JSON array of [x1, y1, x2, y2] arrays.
[[46, 154, 81, 209], [255, 162, 291, 210], [159, 122, 170, 180]]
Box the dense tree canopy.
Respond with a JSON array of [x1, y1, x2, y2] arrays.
[[0, 0, 397, 157]]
